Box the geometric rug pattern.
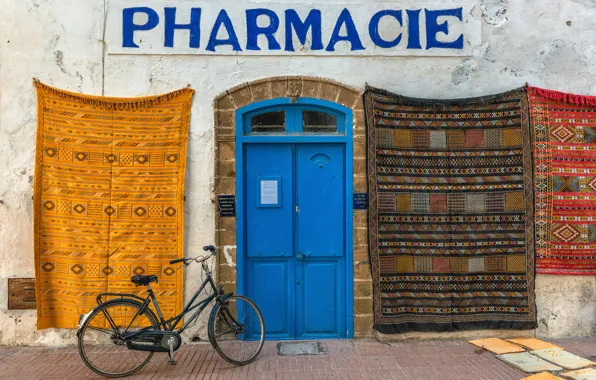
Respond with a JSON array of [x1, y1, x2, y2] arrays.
[[33, 81, 194, 328], [529, 86, 596, 274], [365, 86, 537, 333]]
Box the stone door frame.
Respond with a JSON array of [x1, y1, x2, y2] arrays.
[[212, 76, 373, 337]]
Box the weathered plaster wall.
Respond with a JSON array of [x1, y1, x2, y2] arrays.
[[0, 0, 104, 345], [535, 275, 596, 337], [1, 0, 596, 345]]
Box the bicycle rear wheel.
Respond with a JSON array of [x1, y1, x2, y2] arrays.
[[77, 299, 159, 378], [208, 294, 265, 365]]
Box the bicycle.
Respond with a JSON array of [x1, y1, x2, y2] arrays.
[[76, 245, 265, 378]]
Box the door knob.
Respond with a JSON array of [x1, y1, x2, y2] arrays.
[[296, 252, 305, 261]]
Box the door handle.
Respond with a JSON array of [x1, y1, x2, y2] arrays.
[[296, 252, 305, 261]]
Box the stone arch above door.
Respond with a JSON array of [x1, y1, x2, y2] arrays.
[[212, 76, 372, 337]]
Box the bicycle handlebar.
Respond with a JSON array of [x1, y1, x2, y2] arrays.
[[169, 245, 217, 265]]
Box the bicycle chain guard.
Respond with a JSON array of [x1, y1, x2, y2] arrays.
[[126, 331, 182, 353]]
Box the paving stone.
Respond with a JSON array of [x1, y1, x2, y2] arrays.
[[277, 341, 327, 356], [521, 372, 563, 380], [496, 352, 563, 373], [507, 338, 561, 351], [0, 337, 593, 379], [469, 338, 526, 354], [562, 367, 596, 380], [532, 347, 596, 370]]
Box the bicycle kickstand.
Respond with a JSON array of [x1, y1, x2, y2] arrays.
[[167, 337, 177, 366]]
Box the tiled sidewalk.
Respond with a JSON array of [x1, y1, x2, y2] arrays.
[[0, 337, 594, 379]]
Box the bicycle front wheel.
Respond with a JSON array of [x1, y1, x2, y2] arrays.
[[78, 299, 159, 378], [208, 294, 265, 365]]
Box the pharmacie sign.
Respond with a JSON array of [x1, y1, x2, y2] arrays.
[[105, 2, 482, 56]]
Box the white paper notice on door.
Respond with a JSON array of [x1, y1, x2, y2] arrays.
[[260, 179, 279, 205]]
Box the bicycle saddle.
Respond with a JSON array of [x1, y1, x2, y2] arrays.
[[131, 275, 158, 286]]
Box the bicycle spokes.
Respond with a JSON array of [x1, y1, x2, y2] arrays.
[[208, 295, 265, 365], [78, 301, 158, 378]]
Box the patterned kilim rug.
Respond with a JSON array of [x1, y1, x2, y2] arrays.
[[364, 86, 537, 333], [529, 86, 596, 275], [33, 81, 194, 329]]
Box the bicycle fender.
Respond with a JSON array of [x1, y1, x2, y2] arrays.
[[207, 293, 235, 344], [219, 293, 235, 301], [208, 293, 235, 323]]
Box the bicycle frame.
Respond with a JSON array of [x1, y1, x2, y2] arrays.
[[95, 269, 231, 340]]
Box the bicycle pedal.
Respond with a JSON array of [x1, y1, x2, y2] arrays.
[[166, 336, 178, 365]]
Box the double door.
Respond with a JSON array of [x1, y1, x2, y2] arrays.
[[243, 143, 346, 339]]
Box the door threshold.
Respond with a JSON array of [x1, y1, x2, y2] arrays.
[[277, 341, 328, 356]]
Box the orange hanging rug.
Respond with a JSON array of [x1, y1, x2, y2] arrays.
[[33, 81, 194, 329]]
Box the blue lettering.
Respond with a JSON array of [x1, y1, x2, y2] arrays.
[[368, 10, 402, 49], [164, 7, 201, 48], [284, 9, 323, 52], [122, 7, 159, 48], [326, 8, 364, 52], [206, 10, 241, 52], [246, 9, 281, 51], [425, 8, 464, 49], [406, 9, 422, 49]]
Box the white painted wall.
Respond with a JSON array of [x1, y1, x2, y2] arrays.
[[1, 0, 595, 345], [103, 0, 483, 56]]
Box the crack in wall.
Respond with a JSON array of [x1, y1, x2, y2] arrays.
[[480, 0, 509, 27], [53, 42, 84, 90], [101, 0, 107, 95]]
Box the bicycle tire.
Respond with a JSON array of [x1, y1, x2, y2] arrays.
[[77, 299, 159, 378], [207, 294, 266, 366]]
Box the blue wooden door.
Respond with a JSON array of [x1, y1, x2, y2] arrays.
[[245, 144, 295, 339], [244, 143, 346, 339], [296, 145, 345, 338]]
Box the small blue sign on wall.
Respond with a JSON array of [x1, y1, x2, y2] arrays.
[[218, 195, 236, 217], [353, 193, 368, 210]]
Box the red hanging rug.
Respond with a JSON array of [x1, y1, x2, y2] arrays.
[[528, 86, 596, 275]]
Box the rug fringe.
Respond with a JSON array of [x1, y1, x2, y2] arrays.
[[32, 79, 194, 110], [365, 84, 526, 108], [33, 78, 192, 329], [528, 86, 596, 106]]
